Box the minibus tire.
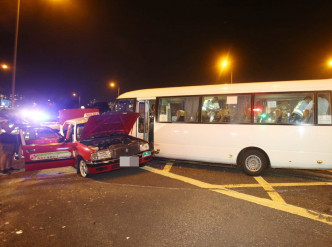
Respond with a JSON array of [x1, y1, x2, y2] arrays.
[[77, 158, 89, 178], [239, 149, 268, 176]]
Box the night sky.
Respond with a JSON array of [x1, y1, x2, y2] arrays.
[[1, 0, 332, 105]]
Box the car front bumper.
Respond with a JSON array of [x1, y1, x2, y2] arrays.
[[85, 151, 153, 174]]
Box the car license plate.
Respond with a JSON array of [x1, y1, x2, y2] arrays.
[[120, 156, 139, 167], [142, 151, 151, 158]]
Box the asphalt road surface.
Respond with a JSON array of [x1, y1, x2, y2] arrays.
[[0, 159, 331, 247]]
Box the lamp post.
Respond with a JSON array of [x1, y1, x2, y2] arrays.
[[11, 0, 20, 108], [218, 59, 233, 84], [109, 81, 120, 97], [11, 0, 65, 108], [72, 93, 81, 107]]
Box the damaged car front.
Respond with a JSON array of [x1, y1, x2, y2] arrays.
[[74, 112, 152, 177]]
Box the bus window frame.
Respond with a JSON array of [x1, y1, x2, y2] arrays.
[[253, 91, 316, 125], [156, 93, 253, 124], [155, 90, 332, 126]]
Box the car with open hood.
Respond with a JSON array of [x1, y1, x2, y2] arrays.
[[20, 112, 152, 177]]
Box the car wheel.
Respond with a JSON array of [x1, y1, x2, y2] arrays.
[[239, 149, 268, 176], [78, 158, 89, 178]]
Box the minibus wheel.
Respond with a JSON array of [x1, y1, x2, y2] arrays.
[[77, 158, 89, 178], [239, 149, 268, 176]]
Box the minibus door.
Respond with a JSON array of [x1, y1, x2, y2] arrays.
[[136, 100, 155, 148]]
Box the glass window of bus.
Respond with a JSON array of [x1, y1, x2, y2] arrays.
[[158, 96, 199, 123], [202, 95, 251, 123], [228, 95, 251, 123], [317, 92, 331, 124], [254, 93, 314, 124], [202, 96, 223, 123], [115, 99, 135, 112]]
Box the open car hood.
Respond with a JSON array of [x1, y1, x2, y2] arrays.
[[79, 112, 139, 140]]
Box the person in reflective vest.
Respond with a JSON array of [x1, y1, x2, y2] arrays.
[[289, 96, 312, 123], [202, 97, 220, 122]]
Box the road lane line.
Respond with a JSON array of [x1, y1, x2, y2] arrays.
[[223, 182, 331, 188], [163, 162, 173, 172], [141, 166, 332, 226], [253, 177, 286, 203]]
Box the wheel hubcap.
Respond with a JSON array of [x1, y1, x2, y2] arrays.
[[80, 160, 88, 177], [245, 155, 262, 172]]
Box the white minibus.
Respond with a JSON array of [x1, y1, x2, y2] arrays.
[[115, 79, 332, 175]]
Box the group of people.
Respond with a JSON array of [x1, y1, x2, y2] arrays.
[[202, 95, 329, 124], [0, 117, 19, 175], [202, 96, 251, 123]]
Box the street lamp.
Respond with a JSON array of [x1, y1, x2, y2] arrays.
[[72, 93, 81, 107], [218, 58, 233, 84], [109, 81, 120, 97], [328, 60, 332, 67], [1, 64, 9, 70]]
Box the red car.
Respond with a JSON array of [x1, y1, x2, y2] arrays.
[[20, 112, 152, 177]]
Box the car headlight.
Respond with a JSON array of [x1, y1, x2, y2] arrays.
[[97, 150, 112, 160], [91, 152, 98, 161], [90, 150, 112, 161], [140, 143, 149, 152]]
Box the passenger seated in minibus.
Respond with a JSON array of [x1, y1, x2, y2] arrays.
[[274, 109, 283, 123], [219, 108, 230, 123], [176, 110, 185, 122]]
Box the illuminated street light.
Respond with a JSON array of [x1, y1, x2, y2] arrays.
[[328, 60, 332, 67], [219, 60, 227, 69], [109, 81, 120, 97], [217, 57, 233, 84], [1, 64, 9, 70]]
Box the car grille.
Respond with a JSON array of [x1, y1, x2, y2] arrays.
[[111, 143, 140, 159]]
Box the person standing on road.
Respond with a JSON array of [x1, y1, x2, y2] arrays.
[[0, 117, 18, 175]]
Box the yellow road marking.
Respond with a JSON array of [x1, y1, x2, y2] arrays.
[[223, 182, 331, 188], [163, 162, 173, 172], [141, 166, 332, 226], [254, 176, 286, 203]]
